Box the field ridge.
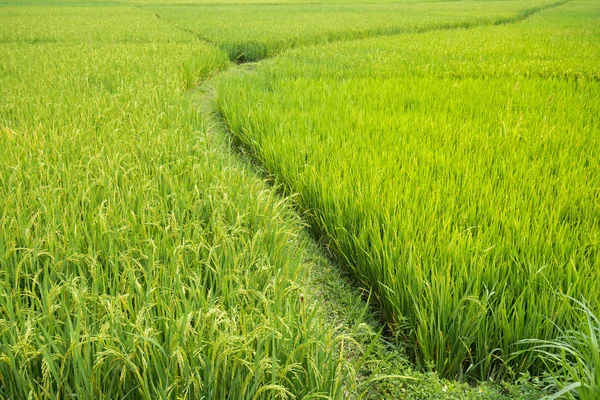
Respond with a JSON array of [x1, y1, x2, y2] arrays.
[[192, 66, 548, 398]]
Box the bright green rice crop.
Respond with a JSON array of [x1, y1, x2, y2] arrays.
[[218, 0, 600, 380]]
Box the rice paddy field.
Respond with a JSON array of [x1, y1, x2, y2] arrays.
[[1, 0, 598, 398], [218, 0, 600, 389]]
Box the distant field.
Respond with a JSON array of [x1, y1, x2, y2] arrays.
[[149, 0, 565, 61], [218, 0, 600, 380]]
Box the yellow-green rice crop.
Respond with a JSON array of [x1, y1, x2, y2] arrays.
[[0, 6, 352, 398], [0, 6, 193, 44], [218, 0, 600, 380]]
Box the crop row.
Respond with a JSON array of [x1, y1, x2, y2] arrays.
[[0, 11, 351, 398], [218, 0, 600, 380]]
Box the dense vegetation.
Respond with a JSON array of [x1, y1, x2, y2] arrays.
[[0, 7, 350, 398], [218, 0, 600, 381], [1, 0, 598, 398]]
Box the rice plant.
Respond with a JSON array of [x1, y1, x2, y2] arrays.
[[3, 0, 598, 397], [217, 0, 600, 380], [0, 5, 352, 398]]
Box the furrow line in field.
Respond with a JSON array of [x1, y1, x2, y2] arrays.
[[149, 0, 570, 64]]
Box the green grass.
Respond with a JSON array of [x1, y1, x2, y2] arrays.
[[520, 297, 600, 399], [217, 0, 600, 382]]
